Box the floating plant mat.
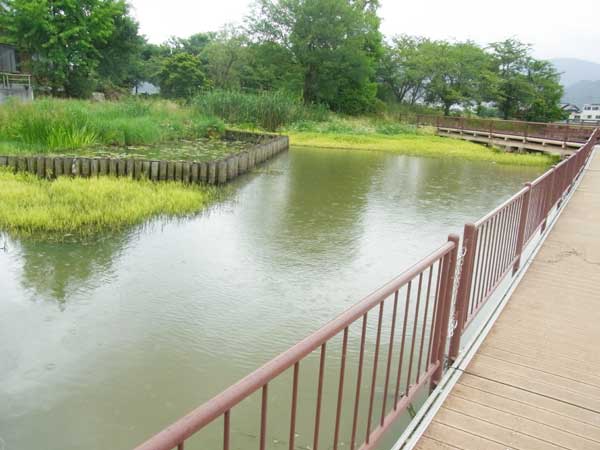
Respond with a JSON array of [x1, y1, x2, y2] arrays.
[[49, 139, 250, 162]]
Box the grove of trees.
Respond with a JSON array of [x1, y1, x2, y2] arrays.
[[0, 0, 566, 122]]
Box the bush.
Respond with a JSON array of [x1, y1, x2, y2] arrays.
[[194, 89, 328, 131]]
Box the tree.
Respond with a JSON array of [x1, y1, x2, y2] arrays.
[[158, 53, 206, 99], [1, 0, 139, 97], [202, 26, 249, 89], [377, 36, 433, 104], [96, 9, 145, 93], [489, 39, 564, 121], [248, 0, 383, 113], [424, 41, 494, 115]]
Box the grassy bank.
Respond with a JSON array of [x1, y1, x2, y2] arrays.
[[287, 130, 557, 166], [0, 168, 217, 239], [0, 98, 225, 154]]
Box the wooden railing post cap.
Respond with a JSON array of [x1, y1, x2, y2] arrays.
[[447, 233, 460, 246]]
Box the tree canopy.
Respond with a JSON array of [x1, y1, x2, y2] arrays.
[[0, 0, 566, 121]]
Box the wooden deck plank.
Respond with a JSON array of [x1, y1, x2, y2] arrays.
[[444, 393, 599, 449], [452, 383, 600, 442], [425, 422, 508, 450], [414, 151, 600, 449], [435, 407, 566, 450]]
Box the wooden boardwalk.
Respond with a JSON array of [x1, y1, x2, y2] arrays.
[[415, 151, 600, 450]]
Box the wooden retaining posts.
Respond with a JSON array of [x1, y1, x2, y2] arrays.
[[0, 131, 289, 186]]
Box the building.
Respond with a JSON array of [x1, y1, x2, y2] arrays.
[[561, 103, 581, 122], [0, 43, 33, 104], [580, 104, 600, 124]]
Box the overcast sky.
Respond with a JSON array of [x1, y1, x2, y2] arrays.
[[130, 0, 600, 63]]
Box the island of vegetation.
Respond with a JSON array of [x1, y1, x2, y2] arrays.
[[0, 0, 565, 239]]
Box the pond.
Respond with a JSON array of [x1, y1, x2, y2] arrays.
[[0, 146, 544, 450]]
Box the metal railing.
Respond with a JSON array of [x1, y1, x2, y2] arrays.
[[136, 237, 459, 450], [398, 114, 596, 144], [135, 126, 599, 450], [449, 127, 599, 358], [0, 71, 31, 89]]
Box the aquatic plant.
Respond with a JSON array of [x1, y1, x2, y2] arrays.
[[0, 168, 217, 238]]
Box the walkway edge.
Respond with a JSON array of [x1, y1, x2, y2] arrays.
[[390, 145, 599, 450]]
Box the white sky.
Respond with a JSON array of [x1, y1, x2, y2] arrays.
[[130, 0, 600, 63]]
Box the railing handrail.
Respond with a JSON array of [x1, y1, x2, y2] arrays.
[[134, 123, 600, 450], [134, 241, 456, 450], [402, 113, 597, 130]]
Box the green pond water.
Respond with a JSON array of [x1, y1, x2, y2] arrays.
[[0, 146, 545, 450]]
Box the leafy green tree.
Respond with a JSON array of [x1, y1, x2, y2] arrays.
[[489, 39, 564, 121], [522, 60, 565, 122], [1, 0, 137, 97], [202, 26, 249, 89], [377, 36, 433, 104], [158, 52, 206, 99], [248, 0, 383, 113], [96, 9, 145, 93], [424, 41, 494, 115]]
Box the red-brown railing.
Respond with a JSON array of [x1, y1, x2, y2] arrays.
[[136, 237, 460, 450], [136, 127, 599, 450], [449, 127, 599, 358], [400, 114, 596, 144]]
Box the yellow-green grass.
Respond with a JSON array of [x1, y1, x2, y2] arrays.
[[288, 131, 558, 166], [0, 168, 217, 239]]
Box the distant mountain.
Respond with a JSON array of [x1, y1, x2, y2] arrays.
[[550, 58, 600, 106], [551, 58, 600, 87], [562, 80, 600, 106]]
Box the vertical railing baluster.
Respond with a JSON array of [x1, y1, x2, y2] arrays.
[[223, 410, 230, 450], [365, 302, 384, 444], [289, 362, 299, 450], [260, 384, 268, 450], [380, 291, 399, 425], [513, 183, 532, 274], [405, 273, 423, 394], [416, 267, 434, 382], [313, 343, 326, 450], [333, 329, 348, 450], [394, 282, 412, 406], [425, 263, 442, 373], [350, 314, 368, 450]]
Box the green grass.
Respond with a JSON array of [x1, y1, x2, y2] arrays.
[[288, 131, 558, 166], [194, 90, 328, 131], [0, 98, 225, 154], [0, 168, 217, 239]]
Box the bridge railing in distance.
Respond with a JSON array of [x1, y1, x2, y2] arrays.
[[398, 114, 596, 144], [449, 127, 600, 360], [135, 236, 460, 450]]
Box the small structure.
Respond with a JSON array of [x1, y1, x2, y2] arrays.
[[0, 43, 33, 104], [580, 103, 600, 124], [561, 102, 581, 122]]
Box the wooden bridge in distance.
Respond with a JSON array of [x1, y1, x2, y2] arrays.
[[404, 114, 597, 157], [408, 142, 600, 449]]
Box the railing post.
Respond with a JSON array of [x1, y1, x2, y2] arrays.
[[431, 234, 460, 387], [564, 126, 570, 146], [512, 183, 532, 275], [542, 167, 556, 233], [460, 117, 465, 134], [449, 225, 477, 361]]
